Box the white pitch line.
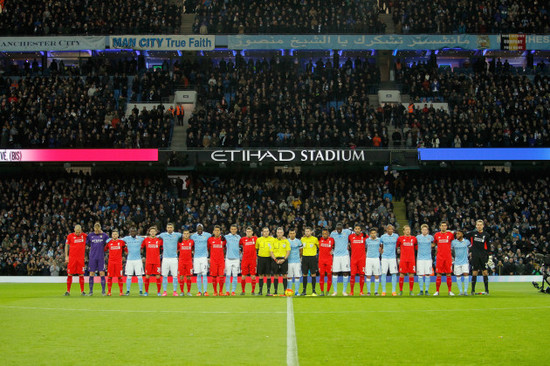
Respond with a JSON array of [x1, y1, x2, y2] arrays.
[[286, 297, 299, 366], [0, 305, 285, 314]]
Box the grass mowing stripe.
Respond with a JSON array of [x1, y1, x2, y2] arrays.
[[0, 305, 286, 314], [286, 297, 299, 366]]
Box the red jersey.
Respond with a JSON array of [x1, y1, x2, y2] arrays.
[[434, 231, 454, 258], [208, 236, 226, 263], [105, 239, 125, 264], [397, 235, 417, 261], [349, 233, 366, 259], [66, 233, 87, 260], [178, 239, 194, 263], [318, 237, 335, 262], [239, 236, 257, 261], [142, 237, 163, 265]]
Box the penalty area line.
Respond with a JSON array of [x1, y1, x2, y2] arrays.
[[287, 296, 299, 366]]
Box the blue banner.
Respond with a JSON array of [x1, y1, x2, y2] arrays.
[[110, 35, 215, 51], [228, 34, 498, 50], [418, 148, 550, 161]]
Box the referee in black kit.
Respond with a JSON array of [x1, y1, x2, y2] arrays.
[[465, 219, 491, 295]]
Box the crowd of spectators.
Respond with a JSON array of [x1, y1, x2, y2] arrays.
[[0, 171, 395, 275], [0, 0, 182, 35], [0, 58, 177, 148], [390, 59, 550, 148], [188, 0, 385, 34], [186, 55, 387, 148], [390, 0, 550, 34], [404, 170, 550, 275]]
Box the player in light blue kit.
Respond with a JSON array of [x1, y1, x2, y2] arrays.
[[287, 229, 303, 295], [121, 227, 145, 296], [158, 223, 182, 296], [452, 229, 470, 296], [191, 224, 212, 296], [224, 224, 241, 295], [330, 223, 352, 296], [380, 224, 399, 296], [416, 224, 435, 296], [365, 229, 383, 296]]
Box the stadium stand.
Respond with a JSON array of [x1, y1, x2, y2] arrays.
[[390, 0, 550, 34], [0, 0, 182, 35], [0, 171, 395, 275], [0, 62, 176, 148], [396, 62, 549, 147], [186, 55, 383, 148], [187, 0, 385, 34]]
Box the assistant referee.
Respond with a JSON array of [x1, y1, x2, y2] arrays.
[[301, 227, 320, 296], [256, 227, 275, 296]]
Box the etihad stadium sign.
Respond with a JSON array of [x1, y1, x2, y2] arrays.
[[209, 149, 372, 163]]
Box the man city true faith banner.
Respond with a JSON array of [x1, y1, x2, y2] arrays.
[[110, 35, 215, 51]]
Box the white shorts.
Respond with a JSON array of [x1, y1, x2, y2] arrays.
[[365, 258, 381, 276], [193, 257, 209, 275], [332, 255, 350, 272], [125, 259, 144, 276], [417, 259, 433, 276], [288, 263, 302, 278], [454, 263, 470, 276], [162, 258, 178, 276], [381, 258, 398, 274], [225, 258, 240, 276]]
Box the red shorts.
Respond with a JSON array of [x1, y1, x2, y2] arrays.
[[107, 262, 123, 277], [67, 259, 85, 275], [436, 256, 452, 274], [178, 261, 193, 277], [145, 263, 161, 276], [241, 258, 257, 276], [318, 261, 332, 274], [210, 261, 225, 277], [350, 257, 365, 276], [399, 260, 416, 274]]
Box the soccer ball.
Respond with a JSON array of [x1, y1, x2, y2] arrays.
[[285, 288, 294, 297]]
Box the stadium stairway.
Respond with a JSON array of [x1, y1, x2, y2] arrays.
[[379, 13, 395, 34], [181, 14, 195, 34], [392, 199, 409, 235]]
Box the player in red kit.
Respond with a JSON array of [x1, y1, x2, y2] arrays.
[[178, 229, 194, 296], [104, 229, 126, 296], [208, 225, 226, 296], [239, 227, 257, 295], [349, 224, 366, 296], [397, 225, 417, 296], [318, 228, 335, 296], [142, 226, 163, 296], [64, 224, 87, 296], [433, 221, 455, 296]]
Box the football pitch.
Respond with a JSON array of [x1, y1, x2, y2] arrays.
[[1, 283, 549, 365]]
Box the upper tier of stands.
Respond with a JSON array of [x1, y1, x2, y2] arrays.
[[0, 0, 182, 36]]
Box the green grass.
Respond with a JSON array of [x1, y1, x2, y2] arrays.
[[1, 283, 549, 365]]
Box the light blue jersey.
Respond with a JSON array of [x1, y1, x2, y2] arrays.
[[331, 229, 351, 257], [122, 236, 145, 261], [416, 234, 434, 261], [191, 232, 211, 258], [158, 232, 182, 259], [288, 238, 303, 264], [452, 239, 469, 265], [366, 238, 381, 258], [380, 233, 398, 259], [225, 233, 241, 259]]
